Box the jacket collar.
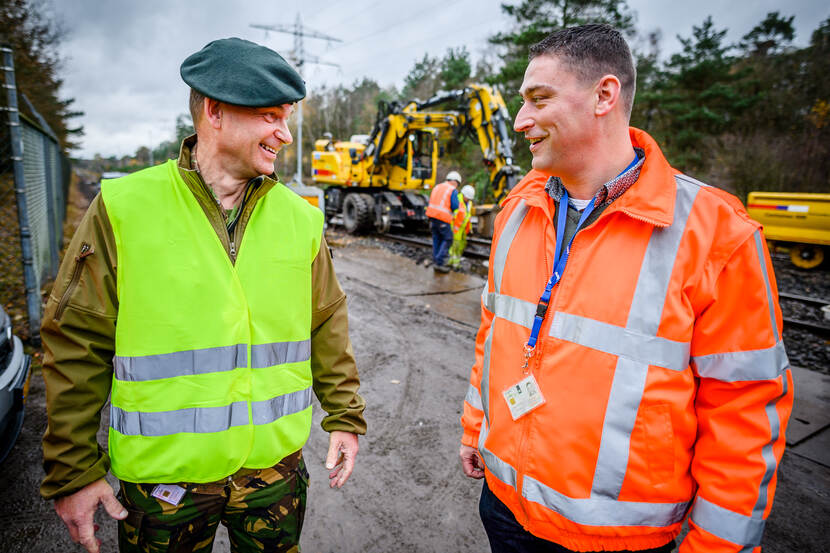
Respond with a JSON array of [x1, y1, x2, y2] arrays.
[[505, 128, 677, 228]]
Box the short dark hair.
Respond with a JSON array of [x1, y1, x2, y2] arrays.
[[529, 24, 636, 119], [189, 88, 206, 126]]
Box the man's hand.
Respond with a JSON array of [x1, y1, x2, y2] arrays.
[[460, 445, 485, 479], [325, 430, 359, 489], [54, 478, 127, 553]]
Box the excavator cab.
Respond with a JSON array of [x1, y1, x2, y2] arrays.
[[406, 130, 437, 188]]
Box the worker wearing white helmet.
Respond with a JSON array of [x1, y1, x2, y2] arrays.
[[426, 171, 464, 272]]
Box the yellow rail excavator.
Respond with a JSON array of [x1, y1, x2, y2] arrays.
[[311, 84, 521, 233]]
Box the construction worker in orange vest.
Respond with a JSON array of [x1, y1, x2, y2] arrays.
[[426, 171, 462, 273], [460, 24, 792, 553]]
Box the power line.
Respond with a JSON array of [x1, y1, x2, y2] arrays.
[[329, 0, 463, 51], [250, 14, 342, 184], [325, 12, 504, 77], [318, 0, 386, 30]]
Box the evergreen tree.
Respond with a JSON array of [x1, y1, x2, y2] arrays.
[[714, 13, 798, 197], [175, 114, 195, 145], [439, 47, 472, 91], [801, 17, 830, 114], [739, 12, 795, 57], [488, 0, 636, 94], [0, 0, 82, 150], [655, 16, 757, 171], [401, 54, 441, 100], [487, 0, 636, 169], [733, 12, 796, 134], [629, 30, 663, 132], [793, 17, 830, 192], [401, 47, 473, 101]]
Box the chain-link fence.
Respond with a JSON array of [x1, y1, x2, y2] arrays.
[[1, 45, 71, 344]]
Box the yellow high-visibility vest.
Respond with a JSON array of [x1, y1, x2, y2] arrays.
[[102, 159, 323, 483]]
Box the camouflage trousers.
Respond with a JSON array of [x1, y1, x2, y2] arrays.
[[117, 451, 308, 553]]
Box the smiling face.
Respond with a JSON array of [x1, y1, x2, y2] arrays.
[[514, 55, 598, 176], [215, 103, 294, 179]]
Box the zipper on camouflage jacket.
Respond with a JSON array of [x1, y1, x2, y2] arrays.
[[54, 242, 94, 321]]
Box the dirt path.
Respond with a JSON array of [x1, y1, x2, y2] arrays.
[[1, 231, 827, 553], [299, 259, 487, 553]]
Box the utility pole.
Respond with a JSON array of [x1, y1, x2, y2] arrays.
[[251, 14, 341, 185]]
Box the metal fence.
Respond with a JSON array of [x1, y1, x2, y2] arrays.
[[1, 45, 70, 344]]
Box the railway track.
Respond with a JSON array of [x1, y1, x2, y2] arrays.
[[381, 232, 491, 260], [466, 236, 493, 248], [326, 216, 494, 260], [377, 234, 830, 334], [331, 223, 830, 335], [779, 292, 830, 336]]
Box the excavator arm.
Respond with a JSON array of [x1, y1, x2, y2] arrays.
[[361, 84, 522, 201], [311, 83, 522, 234], [413, 84, 521, 201]]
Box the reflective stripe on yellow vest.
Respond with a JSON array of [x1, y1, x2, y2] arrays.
[[102, 160, 323, 483]]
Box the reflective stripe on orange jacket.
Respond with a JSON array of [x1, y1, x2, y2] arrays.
[[426, 181, 455, 223], [461, 128, 793, 553]]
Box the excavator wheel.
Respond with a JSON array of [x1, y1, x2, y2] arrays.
[[342, 193, 373, 234], [358, 193, 385, 233], [790, 244, 825, 270]]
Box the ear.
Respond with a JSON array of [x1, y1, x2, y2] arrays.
[[594, 74, 621, 117], [204, 98, 223, 130]]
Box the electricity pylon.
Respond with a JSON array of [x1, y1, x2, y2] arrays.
[[251, 14, 341, 184]]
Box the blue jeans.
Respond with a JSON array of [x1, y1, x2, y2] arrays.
[[479, 481, 675, 553], [430, 219, 453, 266]]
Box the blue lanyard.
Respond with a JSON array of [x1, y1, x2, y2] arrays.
[[618, 154, 640, 176], [524, 153, 639, 351], [526, 190, 595, 349]]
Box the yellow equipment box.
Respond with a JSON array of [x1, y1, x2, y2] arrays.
[[747, 192, 830, 268]]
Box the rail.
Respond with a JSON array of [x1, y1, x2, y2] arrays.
[[382, 233, 491, 260], [779, 292, 830, 336]]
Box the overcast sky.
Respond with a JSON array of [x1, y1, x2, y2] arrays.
[[47, 0, 828, 159]]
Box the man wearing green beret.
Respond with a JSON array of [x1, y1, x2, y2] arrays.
[[40, 37, 366, 553]]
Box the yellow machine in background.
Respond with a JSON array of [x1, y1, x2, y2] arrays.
[[287, 182, 325, 214], [747, 192, 830, 269], [311, 84, 520, 233]]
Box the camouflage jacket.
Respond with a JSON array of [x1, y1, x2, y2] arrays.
[[40, 137, 366, 500]]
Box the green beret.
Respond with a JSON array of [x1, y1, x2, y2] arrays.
[[180, 37, 306, 107]]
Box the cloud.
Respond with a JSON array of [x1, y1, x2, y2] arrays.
[[48, 0, 827, 158]]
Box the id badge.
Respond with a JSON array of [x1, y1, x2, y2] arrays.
[[502, 374, 546, 420], [151, 484, 186, 506]]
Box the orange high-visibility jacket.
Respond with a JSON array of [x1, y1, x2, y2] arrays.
[[426, 181, 456, 224], [461, 128, 793, 553], [453, 199, 471, 234]]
